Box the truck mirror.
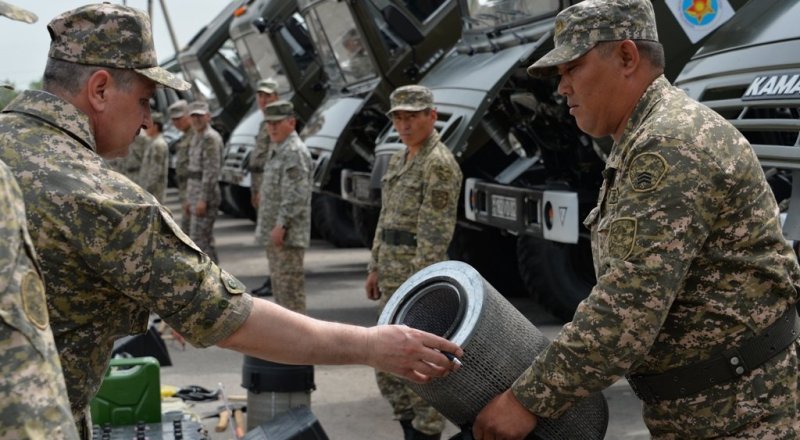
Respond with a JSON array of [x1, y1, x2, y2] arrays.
[[382, 5, 423, 45], [253, 17, 268, 34]]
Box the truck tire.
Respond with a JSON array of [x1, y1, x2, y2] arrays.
[[516, 235, 596, 322], [447, 226, 524, 297], [352, 205, 379, 248], [311, 193, 364, 248]]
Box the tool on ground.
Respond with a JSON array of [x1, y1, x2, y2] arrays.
[[218, 382, 245, 438]]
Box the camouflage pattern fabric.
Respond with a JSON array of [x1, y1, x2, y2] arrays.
[[387, 85, 434, 114], [138, 133, 168, 203], [265, 246, 305, 314], [249, 115, 270, 194], [0, 90, 253, 425], [257, 131, 312, 248], [511, 77, 800, 438], [527, 0, 659, 78], [120, 134, 148, 182], [173, 127, 193, 231], [370, 130, 462, 435], [258, 131, 311, 314], [186, 125, 223, 263], [0, 160, 79, 439]]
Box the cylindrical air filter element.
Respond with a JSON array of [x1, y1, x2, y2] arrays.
[[378, 261, 607, 440]]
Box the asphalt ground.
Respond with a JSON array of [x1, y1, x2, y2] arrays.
[[153, 188, 650, 439]]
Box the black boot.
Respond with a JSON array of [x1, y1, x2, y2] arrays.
[[400, 419, 441, 440], [251, 276, 272, 297]]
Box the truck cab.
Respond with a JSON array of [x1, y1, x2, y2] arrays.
[[297, 0, 461, 247], [177, 0, 253, 142], [218, 0, 325, 219]]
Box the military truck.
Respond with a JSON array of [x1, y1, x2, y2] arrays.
[[674, 0, 800, 245], [177, 0, 253, 142], [296, 0, 462, 247], [218, 0, 325, 219], [345, 0, 750, 319]]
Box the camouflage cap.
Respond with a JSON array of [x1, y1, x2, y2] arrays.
[[168, 99, 189, 119], [527, 0, 658, 78], [264, 100, 295, 121], [151, 112, 164, 124], [188, 101, 209, 116], [387, 85, 434, 115], [257, 78, 278, 95], [47, 3, 190, 90]]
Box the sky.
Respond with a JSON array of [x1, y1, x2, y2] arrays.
[[0, 1, 230, 88]]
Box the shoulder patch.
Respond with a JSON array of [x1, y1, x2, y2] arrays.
[[607, 218, 637, 260], [21, 270, 48, 329], [628, 152, 667, 192], [431, 189, 450, 210]]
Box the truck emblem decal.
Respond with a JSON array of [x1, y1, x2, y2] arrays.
[[742, 74, 800, 100]]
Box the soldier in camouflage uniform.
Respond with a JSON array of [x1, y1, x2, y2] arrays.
[[138, 111, 169, 203], [258, 101, 312, 313], [249, 78, 280, 209], [0, 160, 79, 439], [366, 85, 462, 440], [168, 99, 193, 232], [0, 4, 462, 437], [474, 1, 800, 439], [186, 100, 223, 263]]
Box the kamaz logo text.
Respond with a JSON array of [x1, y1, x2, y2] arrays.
[[742, 74, 800, 100]]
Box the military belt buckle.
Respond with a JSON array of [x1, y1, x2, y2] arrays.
[[722, 347, 749, 377]]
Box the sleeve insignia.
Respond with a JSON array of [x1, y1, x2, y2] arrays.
[[431, 189, 450, 210], [628, 152, 667, 192], [21, 270, 48, 329], [286, 167, 301, 180], [607, 217, 637, 260]]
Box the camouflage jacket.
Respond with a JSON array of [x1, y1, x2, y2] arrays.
[[186, 124, 222, 205], [368, 130, 462, 274], [0, 90, 253, 421], [249, 114, 271, 193], [121, 133, 148, 181], [0, 160, 78, 439], [512, 77, 800, 436], [257, 131, 312, 248], [138, 133, 168, 203], [174, 127, 193, 203]]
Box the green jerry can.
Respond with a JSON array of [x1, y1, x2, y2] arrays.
[[90, 356, 162, 426]]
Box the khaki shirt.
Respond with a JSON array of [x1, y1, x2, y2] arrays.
[[512, 77, 800, 437], [0, 90, 253, 420], [187, 124, 223, 206], [139, 133, 169, 203]]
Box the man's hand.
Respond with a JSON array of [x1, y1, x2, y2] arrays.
[[251, 191, 259, 208], [182, 202, 190, 217], [271, 225, 286, 247], [473, 390, 538, 440], [365, 325, 462, 383], [365, 271, 380, 300], [194, 200, 207, 217]]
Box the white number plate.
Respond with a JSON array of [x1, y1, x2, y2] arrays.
[[491, 195, 517, 221]]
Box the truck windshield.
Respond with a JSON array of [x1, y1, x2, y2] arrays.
[[465, 0, 559, 30], [183, 59, 219, 110], [303, 1, 377, 88], [234, 31, 291, 95]]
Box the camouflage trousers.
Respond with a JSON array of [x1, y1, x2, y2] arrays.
[[266, 245, 306, 314], [188, 203, 219, 263], [645, 341, 799, 439], [375, 273, 444, 436]]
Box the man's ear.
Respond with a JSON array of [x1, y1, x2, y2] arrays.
[[86, 69, 112, 112], [618, 40, 640, 75]]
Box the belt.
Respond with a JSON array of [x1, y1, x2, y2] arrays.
[[381, 228, 417, 246], [627, 307, 800, 403], [187, 170, 202, 180]]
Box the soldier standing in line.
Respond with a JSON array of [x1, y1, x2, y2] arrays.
[[0, 160, 79, 439], [168, 99, 193, 232], [185, 100, 223, 263], [0, 4, 462, 436], [138, 111, 169, 203], [365, 85, 462, 440], [473, 1, 800, 439], [258, 100, 312, 313], [249, 78, 280, 297]]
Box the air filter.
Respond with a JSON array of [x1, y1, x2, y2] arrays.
[[378, 261, 608, 440]]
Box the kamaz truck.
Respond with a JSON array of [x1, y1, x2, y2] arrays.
[[674, 0, 800, 248], [218, 0, 325, 219], [297, 0, 462, 247], [345, 0, 749, 319]]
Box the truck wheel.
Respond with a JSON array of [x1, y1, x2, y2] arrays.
[[311, 193, 364, 248], [352, 205, 379, 248], [516, 235, 596, 322], [447, 226, 525, 297]]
